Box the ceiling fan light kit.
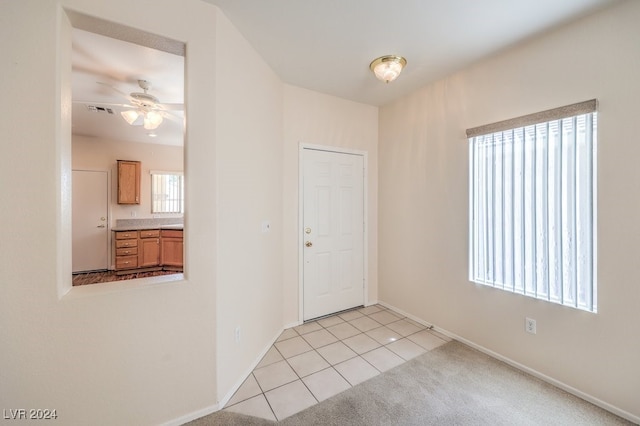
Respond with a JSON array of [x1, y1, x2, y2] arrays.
[[370, 55, 407, 83], [121, 109, 141, 125], [143, 110, 163, 130], [106, 79, 181, 131]]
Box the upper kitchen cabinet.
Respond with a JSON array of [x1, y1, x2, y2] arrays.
[[117, 160, 141, 204]]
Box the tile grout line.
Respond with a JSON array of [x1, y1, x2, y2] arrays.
[[225, 305, 446, 420], [258, 376, 279, 422], [299, 311, 372, 390], [267, 332, 337, 420], [306, 317, 366, 388], [278, 344, 320, 406], [257, 344, 287, 421], [262, 331, 347, 419], [228, 323, 438, 408]]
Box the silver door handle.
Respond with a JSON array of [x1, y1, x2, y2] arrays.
[[97, 225, 106, 228]]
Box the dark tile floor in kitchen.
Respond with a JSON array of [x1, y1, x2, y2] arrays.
[[72, 270, 181, 286]]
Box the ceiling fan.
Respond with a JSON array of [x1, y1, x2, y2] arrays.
[[96, 79, 183, 130]]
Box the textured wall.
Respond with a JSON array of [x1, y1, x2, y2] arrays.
[[0, 0, 283, 424], [378, 0, 640, 420], [282, 85, 379, 326]]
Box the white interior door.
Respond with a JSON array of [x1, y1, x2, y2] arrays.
[[302, 148, 364, 321], [72, 170, 109, 273]]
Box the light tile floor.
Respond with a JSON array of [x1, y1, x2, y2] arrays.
[[223, 304, 451, 421]]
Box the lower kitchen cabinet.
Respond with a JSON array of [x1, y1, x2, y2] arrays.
[[160, 230, 183, 270], [114, 231, 139, 271], [114, 228, 182, 274], [138, 229, 160, 268]]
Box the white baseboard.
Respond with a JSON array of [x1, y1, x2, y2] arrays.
[[379, 301, 640, 425], [168, 308, 375, 424], [377, 301, 433, 328], [164, 327, 283, 426], [284, 320, 300, 329], [161, 402, 219, 426], [218, 327, 284, 408]]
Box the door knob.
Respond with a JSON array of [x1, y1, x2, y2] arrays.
[[97, 225, 106, 228], [305, 241, 313, 247]]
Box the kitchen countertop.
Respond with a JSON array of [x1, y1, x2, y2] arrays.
[[112, 224, 183, 231], [111, 218, 183, 232]]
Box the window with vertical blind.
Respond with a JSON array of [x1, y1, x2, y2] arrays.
[[151, 171, 184, 214], [467, 100, 597, 312]]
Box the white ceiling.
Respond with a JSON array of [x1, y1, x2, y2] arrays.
[[71, 29, 184, 146], [203, 0, 618, 106], [71, 0, 618, 146]]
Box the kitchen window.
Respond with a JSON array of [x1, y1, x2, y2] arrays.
[[151, 171, 184, 214], [467, 100, 597, 312]]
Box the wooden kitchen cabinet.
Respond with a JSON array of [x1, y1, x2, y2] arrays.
[[114, 231, 138, 271], [113, 228, 182, 274], [160, 229, 183, 270], [138, 229, 160, 268], [117, 160, 141, 204]]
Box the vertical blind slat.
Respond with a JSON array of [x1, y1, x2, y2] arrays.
[[510, 129, 516, 292], [544, 121, 551, 300]]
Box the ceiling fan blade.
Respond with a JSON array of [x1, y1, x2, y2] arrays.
[[96, 81, 135, 103], [158, 103, 184, 111], [161, 110, 184, 124], [73, 100, 136, 108]]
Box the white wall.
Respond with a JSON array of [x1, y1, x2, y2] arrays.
[[0, 0, 283, 424], [5, 0, 635, 423], [72, 136, 184, 223], [283, 85, 379, 325], [213, 11, 284, 400], [378, 0, 640, 420]]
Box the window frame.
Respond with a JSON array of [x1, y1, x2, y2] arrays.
[[150, 170, 184, 214], [467, 100, 597, 312]]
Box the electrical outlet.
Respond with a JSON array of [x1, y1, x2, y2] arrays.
[[234, 326, 241, 343], [525, 317, 537, 334]]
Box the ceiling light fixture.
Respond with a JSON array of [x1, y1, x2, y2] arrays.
[[144, 110, 163, 130], [120, 109, 163, 130], [121, 110, 141, 125], [116, 80, 169, 130], [369, 55, 407, 83]]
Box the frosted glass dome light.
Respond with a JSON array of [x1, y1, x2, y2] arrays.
[[370, 55, 407, 83]]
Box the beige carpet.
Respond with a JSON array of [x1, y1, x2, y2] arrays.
[[189, 341, 632, 425]]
